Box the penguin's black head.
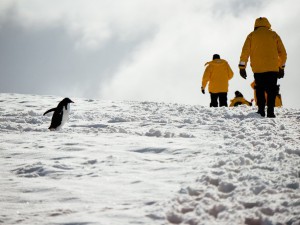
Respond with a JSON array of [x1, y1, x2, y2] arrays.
[[62, 97, 74, 104]]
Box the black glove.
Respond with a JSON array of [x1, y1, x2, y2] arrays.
[[278, 68, 284, 79], [201, 87, 205, 94], [240, 69, 247, 79]]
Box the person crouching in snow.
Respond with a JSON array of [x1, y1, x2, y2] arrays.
[[229, 91, 253, 107], [251, 81, 283, 107], [201, 54, 234, 107]]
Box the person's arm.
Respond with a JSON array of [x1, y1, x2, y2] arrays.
[[201, 64, 211, 91], [227, 63, 234, 80], [239, 34, 252, 69], [277, 34, 287, 68]]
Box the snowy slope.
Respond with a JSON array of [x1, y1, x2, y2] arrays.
[[0, 93, 299, 225]]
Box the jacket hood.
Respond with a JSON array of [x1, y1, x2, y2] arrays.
[[254, 17, 271, 29], [205, 59, 227, 66]]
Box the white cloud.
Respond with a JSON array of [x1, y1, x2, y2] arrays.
[[0, 0, 299, 108], [99, 0, 267, 105]]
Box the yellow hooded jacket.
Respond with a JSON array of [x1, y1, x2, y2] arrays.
[[239, 17, 287, 73], [202, 59, 233, 93]]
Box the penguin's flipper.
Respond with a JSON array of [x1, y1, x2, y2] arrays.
[[43, 108, 56, 116]]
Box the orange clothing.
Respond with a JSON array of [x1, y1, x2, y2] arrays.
[[251, 81, 282, 107], [275, 95, 283, 107], [239, 17, 287, 73], [202, 59, 233, 93], [229, 97, 252, 107]]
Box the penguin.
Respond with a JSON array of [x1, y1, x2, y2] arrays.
[[43, 98, 74, 130]]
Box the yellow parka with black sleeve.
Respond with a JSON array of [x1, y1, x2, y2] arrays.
[[202, 59, 233, 93], [239, 17, 287, 73]]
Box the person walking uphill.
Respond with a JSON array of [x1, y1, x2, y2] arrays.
[[239, 17, 287, 118], [201, 54, 234, 107]]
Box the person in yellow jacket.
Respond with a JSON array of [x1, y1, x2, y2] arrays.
[[251, 81, 283, 107], [201, 54, 233, 107], [239, 17, 287, 118], [230, 91, 252, 107]]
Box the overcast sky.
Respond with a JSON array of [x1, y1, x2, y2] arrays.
[[0, 0, 299, 108]]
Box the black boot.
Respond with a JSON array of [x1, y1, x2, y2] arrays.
[[267, 107, 276, 118], [256, 108, 265, 117]]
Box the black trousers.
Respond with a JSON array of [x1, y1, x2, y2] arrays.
[[210, 92, 228, 107], [254, 72, 278, 114]]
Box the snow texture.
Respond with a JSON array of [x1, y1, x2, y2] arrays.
[[0, 93, 299, 225]]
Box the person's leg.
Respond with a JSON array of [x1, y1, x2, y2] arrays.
[[265, 72, 278, 117], [219, 92, 228, 107], [254, 73, 266, 117], [210, 93, 218, 107]]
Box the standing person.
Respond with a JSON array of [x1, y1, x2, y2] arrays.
[[201, 54, 234, 107], [239, 17, 287, 118]]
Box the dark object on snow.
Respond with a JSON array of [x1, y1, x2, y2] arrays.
[[43, 98, 74, 130]]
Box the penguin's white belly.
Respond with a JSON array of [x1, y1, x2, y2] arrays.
[[57, 104, 70, 130]]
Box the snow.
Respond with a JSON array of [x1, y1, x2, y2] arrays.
[[0, 93, 299, 225]]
